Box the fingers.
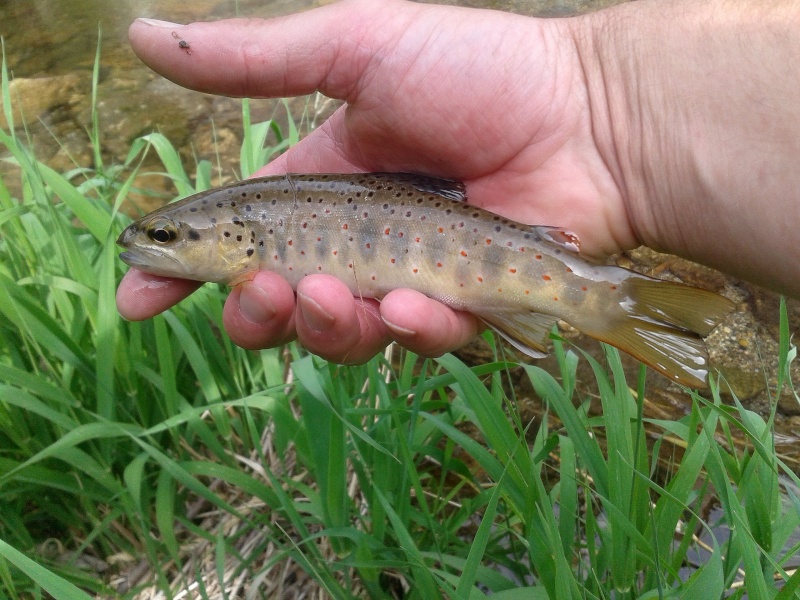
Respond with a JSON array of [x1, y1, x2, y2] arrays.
[[222, 271, 297, 349], [221, 274, 477, 362], [116, 269, 202, 320], [380, 289, 482, 357], [294, 275, 390, 364], [127, 0, 409, 101]]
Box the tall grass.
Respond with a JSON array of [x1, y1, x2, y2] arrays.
[[1, 50, 799, 599]]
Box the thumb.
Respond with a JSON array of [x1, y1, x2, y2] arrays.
[[128, 0, 412, 101]]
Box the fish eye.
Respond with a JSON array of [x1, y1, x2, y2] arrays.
[[146, 218, 179, 244]]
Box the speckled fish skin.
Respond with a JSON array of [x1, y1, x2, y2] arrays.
[[117, 173, 735, 387]]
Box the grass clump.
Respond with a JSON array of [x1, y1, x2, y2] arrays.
[[0, 50, 799, 599]]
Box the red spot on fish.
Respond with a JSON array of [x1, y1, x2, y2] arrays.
[[509, 268, 516, 274], [477, 276, 483, 283], [415, 237, 421, 243], [333, 250, 338, 255], [317, 237, 321, 242], [610, 285, 617, 291], [525, 290, 530, 295], [342, 224, 348, 230], [485, 239, 492, 245], [519, 248, 526, 253], [398, 232, 404, 238], [535, 254, 542, 260], [553, 296, 559, 301], [300, 250, 305, 255], [460, 250, 468, 257], [437, 227, 443, 233], [413, 268, 418, 273], [288, 240, 293, 246], [348, 263, 353, 269], [566, 267, 572, 273], [302, 222, 307, 228], [385, 228, 391, 235], [542, 275, 551, 281], [437, 262, 443, 267], [371, 275, 376, 280], [366, 243, 370, 249], [497, 288, 502, 292], [581, 286, 588, 291], [318, 266, 322, 271], [460, 283, 464, 287], [391, 258, 396, 264]]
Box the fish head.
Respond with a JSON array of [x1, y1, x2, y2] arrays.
[[117, 211, 231, 283]]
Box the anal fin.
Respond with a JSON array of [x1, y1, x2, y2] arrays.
[[480, 310, 559, 358]]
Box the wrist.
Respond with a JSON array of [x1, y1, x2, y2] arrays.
[[570, 0, 800, 294]]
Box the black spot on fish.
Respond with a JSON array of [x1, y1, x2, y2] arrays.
[[189, 207, 198, 213], [246, 248, 254, 257], [271, 199, 277, 205], [223, 231, 231, 238], [494, 226, 502, 232], [236, 235, 242, 242], [258, 240, 264, 247], [187, 229, 201, 241], [245, 205, 252, 212], [216, 202, 224, 208], [210, 217, 217, 224], [231, 202, 237, 207]]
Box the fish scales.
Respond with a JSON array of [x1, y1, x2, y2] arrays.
[[118, 173, 735, 387]]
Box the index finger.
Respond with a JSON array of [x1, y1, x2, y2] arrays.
[[116, 268, 202, 320]]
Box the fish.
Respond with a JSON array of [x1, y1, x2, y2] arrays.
[[117, 172, 735, 387]]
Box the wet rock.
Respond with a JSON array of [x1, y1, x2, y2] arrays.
[[123, 171, 179, 217], [0, 74, 86, 130]]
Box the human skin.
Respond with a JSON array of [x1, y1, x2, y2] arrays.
[[117, 0, 800, 364]]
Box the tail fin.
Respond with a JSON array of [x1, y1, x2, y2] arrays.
[[587, 277, 734, 387]]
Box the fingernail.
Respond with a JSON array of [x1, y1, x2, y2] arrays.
[[382, 317, 416, 338], [298, 293, 335, 332], [136, 18, 182, 28], [239, 283, 277, 324]]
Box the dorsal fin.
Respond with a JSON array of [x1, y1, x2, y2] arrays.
[[376, 173, 467, 202]]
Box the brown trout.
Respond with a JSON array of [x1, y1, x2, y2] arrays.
[[117, 173, 734, 387]]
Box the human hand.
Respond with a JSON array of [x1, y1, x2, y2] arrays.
[[118, 0, 800, 362], [118, 0, 629, 362]]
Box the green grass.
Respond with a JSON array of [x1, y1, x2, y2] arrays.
[[1, 50, 799, 600]]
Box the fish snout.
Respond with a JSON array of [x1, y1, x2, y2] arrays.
[[116, 224, 139, 248]]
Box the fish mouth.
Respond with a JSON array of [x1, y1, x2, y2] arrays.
[[119, 250, 147, 268]]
